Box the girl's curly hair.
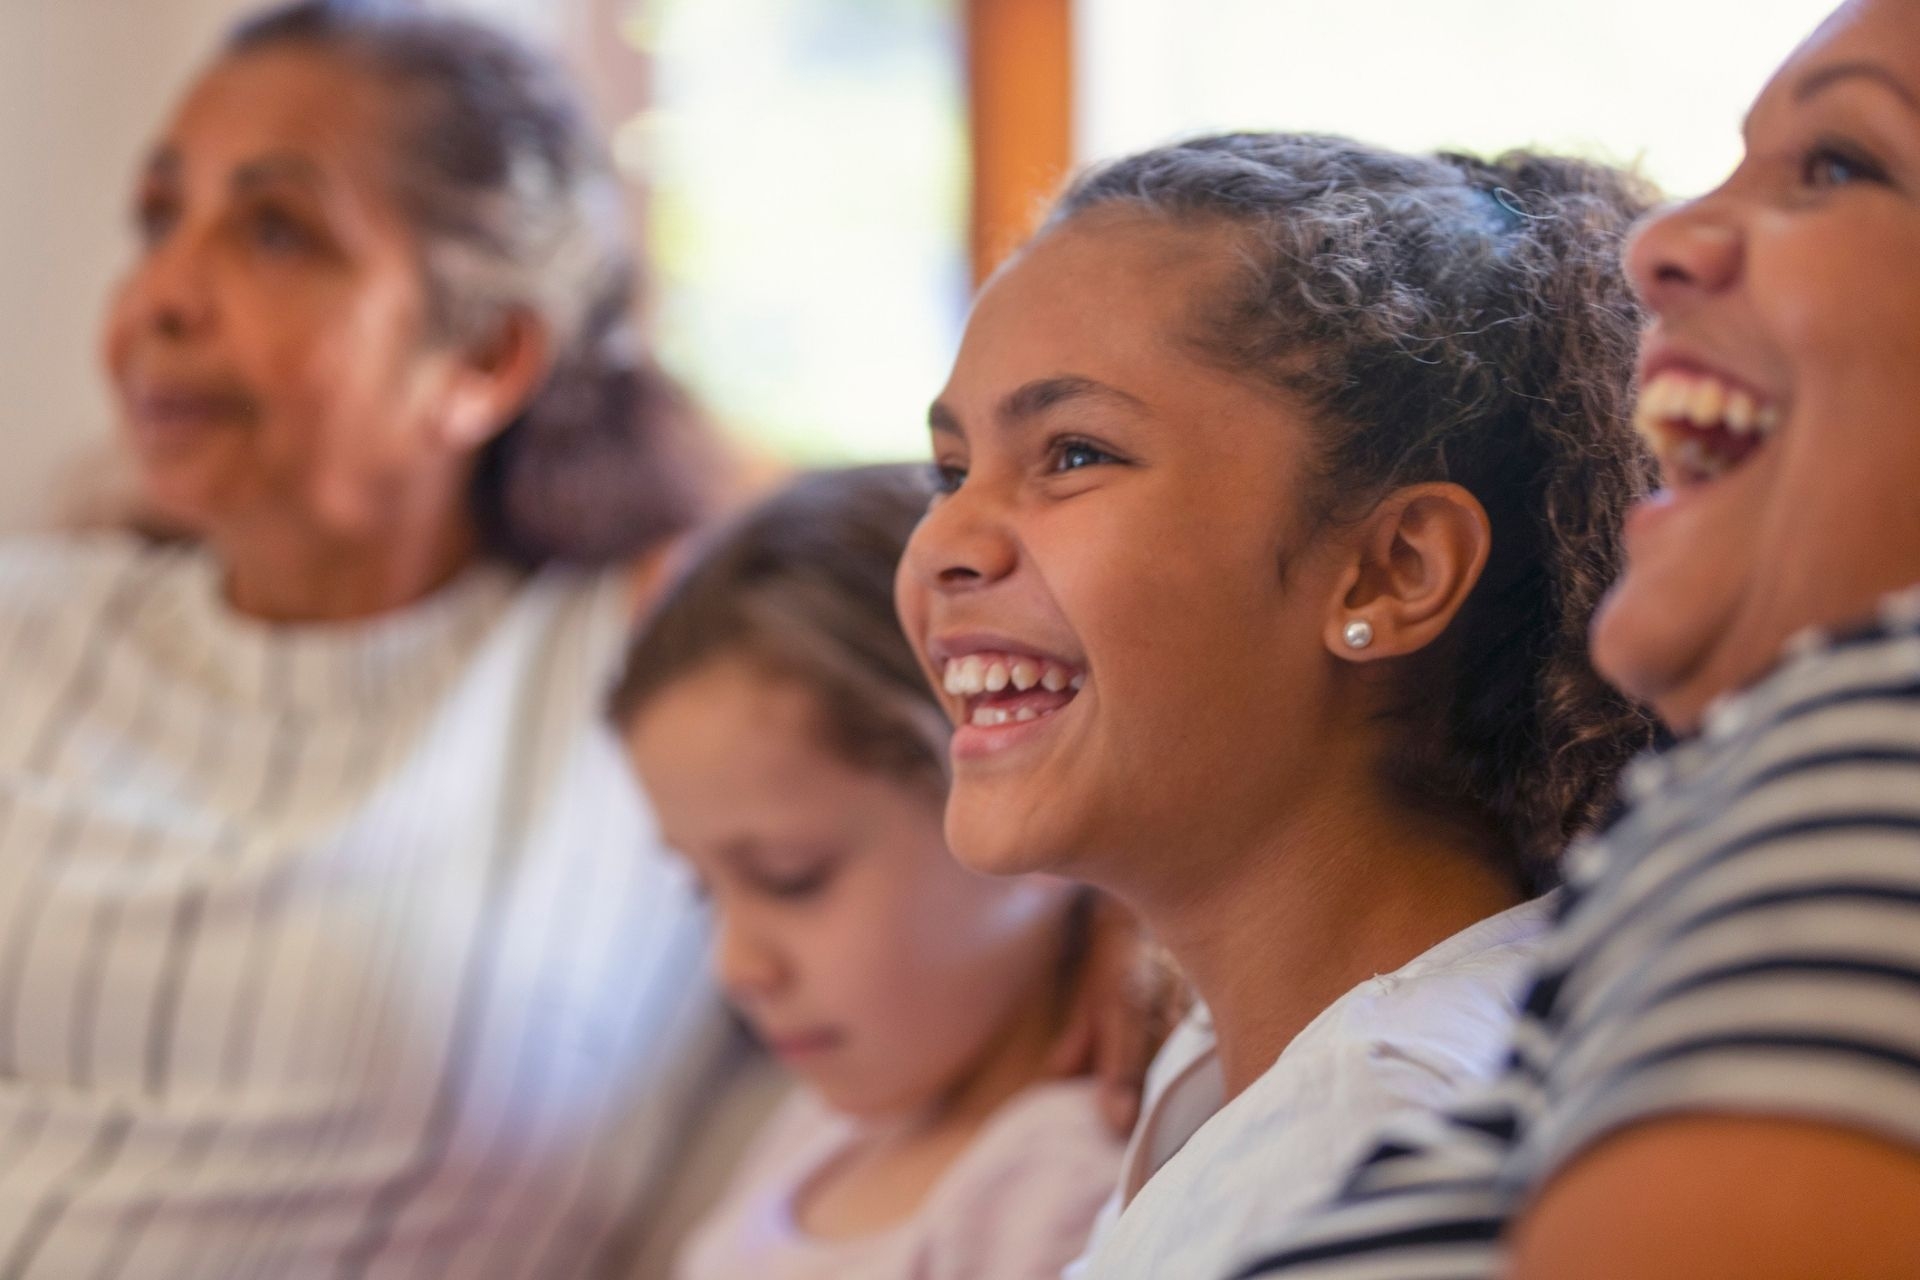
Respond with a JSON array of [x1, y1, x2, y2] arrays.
[[1051, 133, 1660, 891]]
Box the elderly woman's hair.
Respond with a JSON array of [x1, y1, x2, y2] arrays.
[[610, 464, 949, 789], [227, 0, 715, 567], [1051, 133, 1660, 890]]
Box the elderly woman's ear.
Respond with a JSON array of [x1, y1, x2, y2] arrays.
[[437, 307, 552, 452]]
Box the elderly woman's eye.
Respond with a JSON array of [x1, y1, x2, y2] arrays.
[[250, 205, 317, 254], [135, 195, 179, 246], [1801, 141, 1887, 190]]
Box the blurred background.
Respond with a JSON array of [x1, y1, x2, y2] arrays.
[[0, 0, 1837, 531]]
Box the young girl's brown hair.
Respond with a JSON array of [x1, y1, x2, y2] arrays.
[[611, 464, 949, 792]]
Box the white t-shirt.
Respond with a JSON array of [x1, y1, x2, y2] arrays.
[[0, 535, 721, 1279], [1066, 896, 1554, 1280], [677, 1080, 1121, 1280]]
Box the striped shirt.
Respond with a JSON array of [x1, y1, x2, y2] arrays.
[[0, 535, 721, 1279], [1232, 586, 1920, 1279]]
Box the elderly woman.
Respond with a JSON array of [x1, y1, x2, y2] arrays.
[[1231, 0, 1920, 1276], [0, 2, 724, 1276]]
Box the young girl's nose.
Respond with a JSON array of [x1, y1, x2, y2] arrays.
[[1626, 196, 1744, 314], [902, 485, 1018, 594], [710, 914, 786, 1002]]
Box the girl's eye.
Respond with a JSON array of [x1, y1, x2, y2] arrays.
[[1800, 141, 1887, 190], [931, 461, 967, 495], [1049, 438, 1120, 473], [754, 864, 835, 902]]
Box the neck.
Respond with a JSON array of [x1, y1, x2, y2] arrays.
[[208, 486, 483, 624], [892, 945, 1065, 1148], [1124, 792, 1521, 1099]]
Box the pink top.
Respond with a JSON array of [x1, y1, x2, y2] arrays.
[[675, 1079, 1121, 1280]]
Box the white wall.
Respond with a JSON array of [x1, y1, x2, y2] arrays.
[[0, 0, 261, 531]]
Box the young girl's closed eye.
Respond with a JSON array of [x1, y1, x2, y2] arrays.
[[611, 464, 1121, 1280]]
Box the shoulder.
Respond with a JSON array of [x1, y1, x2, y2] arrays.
[[1309, 897, 1555, 1097], [1512, 602, 1920, 1206], [920, 1081, 1121, 1280], [1513, 1114, 1920, 1280], [956, 1078, 1125, 1174], [0, 532, 159, 617]]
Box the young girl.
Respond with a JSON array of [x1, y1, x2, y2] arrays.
[[612, 465, 1122, 1280], [896, 135, 1658, 1277]]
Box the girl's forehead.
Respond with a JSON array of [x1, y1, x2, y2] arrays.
[[950, 218, 1245, 402]]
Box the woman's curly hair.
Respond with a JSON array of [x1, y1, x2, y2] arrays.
[[1051, 133, 1660, 891]]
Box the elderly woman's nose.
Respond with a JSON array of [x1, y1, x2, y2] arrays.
[[1626, 197, 1744, 314], [129, 230, 218, 341]]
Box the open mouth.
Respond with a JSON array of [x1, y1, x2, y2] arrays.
[[1632, 368, 1782, 489], [940, 651, 1086, 728]]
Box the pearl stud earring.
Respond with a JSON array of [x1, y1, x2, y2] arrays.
[[1342, 619, 1374, 650]]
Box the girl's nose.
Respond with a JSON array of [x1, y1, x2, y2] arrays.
[[901, 484, 1019, 595], [1626, 195, 1744, 314], [710, 914, 786, 1004]]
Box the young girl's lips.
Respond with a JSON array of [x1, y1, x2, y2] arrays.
[[763, 1029, 843, 1060], [951, 694, 1077, 762]]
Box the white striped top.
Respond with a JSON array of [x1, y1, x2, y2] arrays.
[[1230, 585, 1920, 1279], [0, 534, 721, 1280]]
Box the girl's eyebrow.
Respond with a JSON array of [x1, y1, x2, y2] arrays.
[[929, 375, 1148, 439], [1794, 60, 1920, 114]]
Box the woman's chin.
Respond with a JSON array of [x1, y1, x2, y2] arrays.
[[1591, 576, 1725, 736]]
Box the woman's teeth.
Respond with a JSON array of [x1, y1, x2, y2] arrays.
[[941, 654, 1085, 698], [1632, 369, 1781, 484]]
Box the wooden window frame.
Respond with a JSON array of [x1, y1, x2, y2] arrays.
[[965, 0, 1074, 285]]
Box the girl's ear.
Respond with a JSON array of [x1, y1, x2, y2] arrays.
[[435, 306, 553, 453], [1320, 482, 1492, 663]]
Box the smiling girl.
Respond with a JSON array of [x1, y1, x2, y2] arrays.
[[896, 136, 1659, 1277], [614, 466, 1121, 1280]]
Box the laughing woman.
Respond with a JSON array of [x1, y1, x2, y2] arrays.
[[895, 137, 1658, 1277], [1234, 2, 1920, 1277]]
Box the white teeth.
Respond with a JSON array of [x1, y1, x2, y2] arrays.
[[1688, 378, 1725, 427], [941, 652, 1087, 711], [1725, 389, 1757, 435], [1014, 706, 1038, 722], [969, 705, 1012, 728], [1638, 369, 1781, 441]]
